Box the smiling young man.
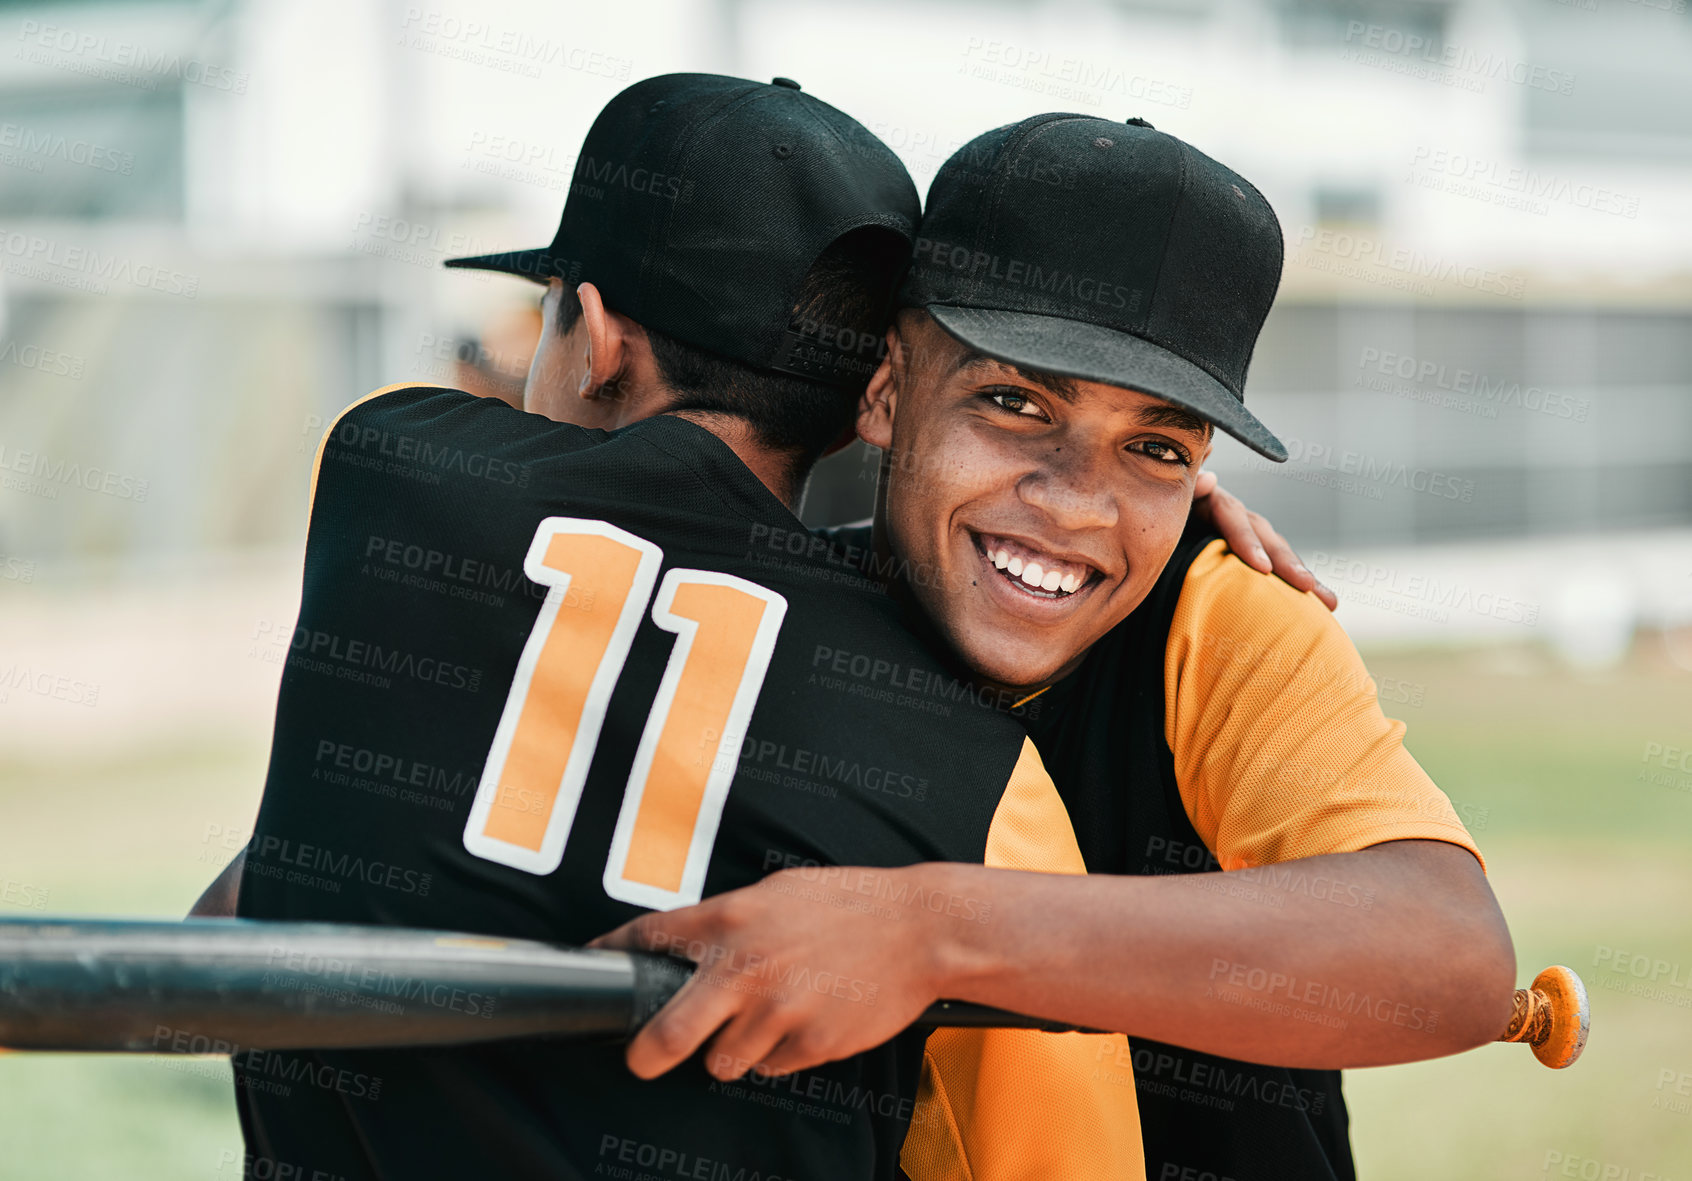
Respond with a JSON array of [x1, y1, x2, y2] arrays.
[[596, 115, 1516, 1181]]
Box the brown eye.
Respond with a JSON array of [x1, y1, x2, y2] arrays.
[[1133, 439, 1190, 466], [985, 391, 1043, 417]]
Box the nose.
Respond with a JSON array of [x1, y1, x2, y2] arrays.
[[1015, 452, 1120, 531]]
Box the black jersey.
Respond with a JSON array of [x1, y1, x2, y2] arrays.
[[234, 385, 1054, 1181]]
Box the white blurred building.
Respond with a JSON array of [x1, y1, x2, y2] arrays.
[[1, 0, 1689, 573]]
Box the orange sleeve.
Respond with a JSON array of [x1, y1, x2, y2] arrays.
[[1164, 540, 1483, 872], [307, 382, 454, 513], [901, 738, 1146, 1181]]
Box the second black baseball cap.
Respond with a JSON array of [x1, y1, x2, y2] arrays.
[[904, 115, 1288, 461], [446, 73, 919, 388]]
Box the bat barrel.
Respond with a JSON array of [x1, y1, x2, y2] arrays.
[[0, 918, 652, 1052]]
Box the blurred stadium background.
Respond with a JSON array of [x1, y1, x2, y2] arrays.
[[1, 0, 1689, 1176]]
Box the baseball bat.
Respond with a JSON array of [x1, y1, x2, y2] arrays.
[[0, 918, 1586, 1067]]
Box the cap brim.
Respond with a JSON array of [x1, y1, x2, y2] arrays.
[[926, 305, 1287, 462], [442, 247, 572, 284]]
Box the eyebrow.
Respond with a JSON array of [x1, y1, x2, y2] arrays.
[[955, 350, 1212, 437], [1135, 403, 1212, 438], [954, 351, 1082, 402]]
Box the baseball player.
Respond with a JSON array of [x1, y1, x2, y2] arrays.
[[594, 116, 1515, 1181]]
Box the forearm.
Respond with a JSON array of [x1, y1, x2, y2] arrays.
[[187, 846, 246, 918], [922, 839, 1515, 1068]]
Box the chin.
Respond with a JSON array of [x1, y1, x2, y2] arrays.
[[952, 632, 1063, 695]]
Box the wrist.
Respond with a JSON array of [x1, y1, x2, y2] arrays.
[[898, 862, 1000, 1001]]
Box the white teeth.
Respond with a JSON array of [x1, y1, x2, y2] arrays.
[[984, 538, 1089, 597]]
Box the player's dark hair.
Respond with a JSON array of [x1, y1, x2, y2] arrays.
[[552, 227, 908, 467]]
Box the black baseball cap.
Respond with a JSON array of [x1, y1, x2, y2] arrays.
[[446, 73, 919, 388], [903, 114, 1288, 461]]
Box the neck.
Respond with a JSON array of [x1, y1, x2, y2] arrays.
[[669, 410, 803, 510]]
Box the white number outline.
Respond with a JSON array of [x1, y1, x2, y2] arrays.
[[603, 569, 787, 910], [462, 518, 662, 876], [462, 518, 788, 905]]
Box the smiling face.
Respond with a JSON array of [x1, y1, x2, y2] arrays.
[[857, 311, 1213, 692]]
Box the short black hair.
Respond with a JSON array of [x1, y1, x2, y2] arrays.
[[553, 227, 908, 468]]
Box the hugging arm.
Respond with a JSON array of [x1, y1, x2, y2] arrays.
[[595, 544, 1512, 1080], [593, 840, 1513, 1080], [188, 845, 246, 918], [1191, 470, 1338, 610]]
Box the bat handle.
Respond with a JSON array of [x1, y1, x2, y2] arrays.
[[1495, 965, 1588, 1069], [628, 954, 697, 1035]]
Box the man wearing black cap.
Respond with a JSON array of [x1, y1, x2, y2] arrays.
[[598, 115, 1515, 1181], [215, 75, 1177, 1181]]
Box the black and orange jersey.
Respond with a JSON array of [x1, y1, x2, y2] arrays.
[[825, 520, 1482, 1181], [233, 385, 1135, 1181]]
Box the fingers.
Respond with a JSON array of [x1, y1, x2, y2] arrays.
[[624, 968, 744, 1080], [589, 903, 705, 954], [703, 1007, 791, 1082], [755, 1028, 836, 1079], [1246, 512, 1337, 611], [1248, 511, 1312, 591], [1193, 469, 1218, 500], [585, 913, 652, 951], [1204, 486, 1272, 573]]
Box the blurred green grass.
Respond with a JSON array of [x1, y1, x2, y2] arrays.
[[1, 641, 1689, 1179]]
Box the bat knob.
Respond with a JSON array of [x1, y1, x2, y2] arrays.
[[1498, 965, 1589, 1069]]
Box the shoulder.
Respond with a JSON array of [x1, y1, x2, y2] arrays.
[[1169, 539, 1347, 666], [1163, 538, 1377, 735], [309, 383, 606, 508]]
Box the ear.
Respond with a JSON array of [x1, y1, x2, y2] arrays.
[[855, 325, 900, 449], [575, 282, 630, 402]]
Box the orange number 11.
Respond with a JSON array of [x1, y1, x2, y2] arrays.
[[462, 518, 787, 909]]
